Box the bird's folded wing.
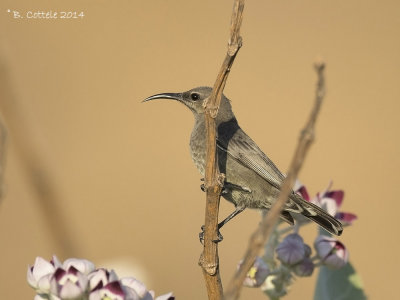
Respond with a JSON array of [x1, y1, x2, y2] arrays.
[[216, 128, 286, 191]]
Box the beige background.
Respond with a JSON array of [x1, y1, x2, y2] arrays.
[[1, 0, 399, 299]]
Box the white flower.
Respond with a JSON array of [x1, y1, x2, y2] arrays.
[[27, 256, 174, 300], [120, 278, 152, 299], [89, 281, 130, 300], [27, 256, 61, 293], [88, 268, 119, 291], [49, 266, 89, 299], [63, 258, 95, 275], [121, 278, 174, 300]]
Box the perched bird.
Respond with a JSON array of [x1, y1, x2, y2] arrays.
[[143, 87, 343, 237]]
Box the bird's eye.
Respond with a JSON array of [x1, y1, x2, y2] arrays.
[[190, 93, 200, 101]]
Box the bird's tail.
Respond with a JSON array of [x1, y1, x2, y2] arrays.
[[291, 193, 343, 236]]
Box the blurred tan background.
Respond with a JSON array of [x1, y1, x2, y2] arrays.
[[0, 0, 399, 299]]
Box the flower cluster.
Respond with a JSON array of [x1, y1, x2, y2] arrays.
[[241, 183, 356, 298], [276, 233, 348, 271], [27, 256, 174, 300]]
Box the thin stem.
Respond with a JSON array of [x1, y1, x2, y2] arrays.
[[278, 226, 294, 236], [223, 60, 327, 300]]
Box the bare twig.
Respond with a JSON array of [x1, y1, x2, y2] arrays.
[[199, 1, 245, 299], [224, 60, 327, 300]]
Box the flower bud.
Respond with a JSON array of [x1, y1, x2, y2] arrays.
[[63, 258, 95, 275], [276, 234, 305, 265], [27, 256, 60, 293], [89, 281, 125, 300], [88, 268, 119, 290], [303, 244, 312, 257], [293, 258, 314, 277], [120, 277, 155, 299], [50, 267, 89, 299], [314, 235, 348, 269]]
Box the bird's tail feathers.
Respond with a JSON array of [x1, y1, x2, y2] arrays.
[[291, 193, 343, 236], [280, 211, 295, 225]]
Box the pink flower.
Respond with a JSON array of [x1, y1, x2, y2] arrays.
[[296, 181, 357, 226], [314, 235, 349, 269]]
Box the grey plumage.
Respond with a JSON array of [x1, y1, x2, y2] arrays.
[[143, 86, 343, 236]]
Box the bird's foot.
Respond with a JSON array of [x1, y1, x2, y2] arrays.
[[200, 177, 230, 195], [199, 225, 224, 244], [200, 178, 207, 192]]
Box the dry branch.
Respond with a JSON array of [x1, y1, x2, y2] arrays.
[[199, 1, 245, 299], [223, 60, 327, 300]]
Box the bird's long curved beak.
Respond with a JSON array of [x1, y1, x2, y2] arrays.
[[142, 92, 183, 103]]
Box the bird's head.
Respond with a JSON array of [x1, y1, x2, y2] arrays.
[[143, 86, 234, 122]]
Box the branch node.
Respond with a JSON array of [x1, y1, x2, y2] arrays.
[[210, 108, 219, 118], [313, 57, 325, 71], [199, 254, 218, 275], [300, 128, 314, 143], [227, 36, 242, 56]]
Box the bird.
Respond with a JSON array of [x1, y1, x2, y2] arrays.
[[143, 86, 343, 238]]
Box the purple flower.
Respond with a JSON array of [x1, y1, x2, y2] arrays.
[[293, 258, 314, 277], [238, 257, 270, 288], [296, 181, 357, 226], [276, 234, 306, 265], [303, 244, 312, 257], [314, 235, 349, 269]]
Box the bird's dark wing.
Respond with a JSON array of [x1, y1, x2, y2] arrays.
[[216, 122, 343, 236], [216, 125, 285, 190]]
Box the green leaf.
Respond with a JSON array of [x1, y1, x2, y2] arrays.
[[314, 262, 367, 300]]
